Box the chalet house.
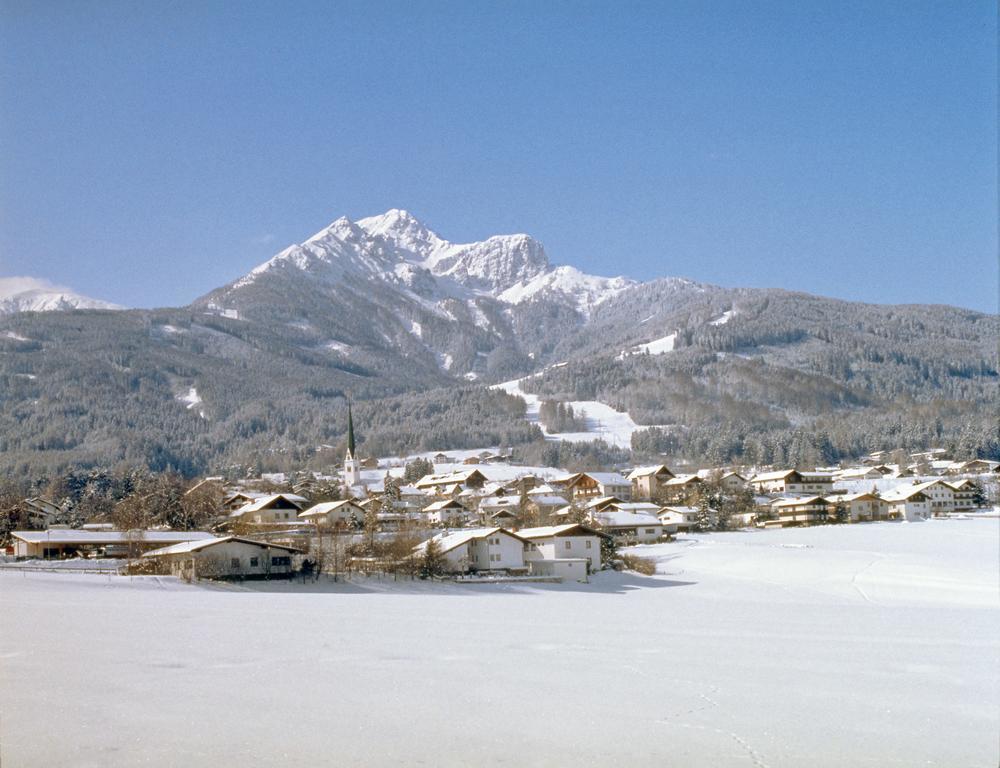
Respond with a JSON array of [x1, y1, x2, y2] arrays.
[[568, 472, 632, 501], [945, 459, 999, 476], [603, 501, 662, 517], [21, 497, 61, 528], [394, 485, 427, 503], [592, 510, 663, 543], [834, 467, 886, 482], [414, 527, 529, 573], [432, 452, 452, 464], [718, 472, 748, 492], [583, 496, 626, 513], [503, 475, 540, 495], [657, 506, 702, 533], [880, 487, 931, 521], [910, 480, 957, 515], [422, 499, 470, 526], [487, 508, 520, 526], [528, 483, 560, 497], [525, 494, 571, 521], [298, 500, 365, 526], [660, 474, 704, 502], [142, 537, 301, 580], [626, 465, 675, 501], [749, 470, 834, 496], [11, 529, 215, 559], [228, 494, 308, 526], [946, 479, 981, 511], [479, 496, 523, 520], [827, 492, 888, 522], [222, 491, 267, 514], [517, 523, 610, 573], [414, 469, 488, 495], [766, 496, 830, 527]]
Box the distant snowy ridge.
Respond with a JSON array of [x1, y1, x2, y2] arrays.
[[0, 276, 124, 316], [229, 209, 633, 312]]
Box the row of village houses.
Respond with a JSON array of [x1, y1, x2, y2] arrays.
[[6, 523, 614, 584], [10, 456, 993, 580], [215, 461, 992, 531]]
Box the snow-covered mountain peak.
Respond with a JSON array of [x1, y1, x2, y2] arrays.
[[0, 276, 124, 316], [357, 209, 446, 256], [305, 215, 365, 245], [430, 233, 551, 293], [224, 210, 637, 316]]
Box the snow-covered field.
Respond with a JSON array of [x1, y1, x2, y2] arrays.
[[1, 520, 996, 767]]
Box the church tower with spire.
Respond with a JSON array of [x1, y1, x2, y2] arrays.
[[343, 402, 362, 489]]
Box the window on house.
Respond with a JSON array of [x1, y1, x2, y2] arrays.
[[564, 540, 572, 549], [231, 558, 240, 568], [250, 557, 259, 567], [585, 540, 592, 549], [272, 556, 291, 567]]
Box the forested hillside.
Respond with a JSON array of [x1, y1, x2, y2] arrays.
[[1, 212, 996, 477]]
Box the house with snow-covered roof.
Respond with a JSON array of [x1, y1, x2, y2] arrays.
[[524, 494, 570, 521], [825, 492, 887, 523], [414, 469, 488, 495], [227, 493, 308, 526], [422, 499, 470, 526], [657, 506, 703, 533], [946, 459, 999, 476], [603, 501, 662, 516], [517, 523, 610, 574], [142, 536, 301, 580], [583, 496, 626, 512], [591, 510, 663, 543], [946, 479, 982, 511], [908, 480, 958, 516], [10, 529, 216, 559], [833, 467, 885, 482], [749, 470, 834, 495], [626, 464, 675, 501], [555, 472, 631, 502], [765, 496, 830, 527], [21, 497, 61, 528], [880, 486, 931, 521], [298, 500, 365, 526], [660, 474, 704, 502], [412, 527, 529, 574]]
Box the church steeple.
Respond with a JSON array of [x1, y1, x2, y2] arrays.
[[346, 402, 356, 459], [343, 400, 362, 489]]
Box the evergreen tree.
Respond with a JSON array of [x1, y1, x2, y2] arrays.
[[833, 501, 849, 524], [419, 537, 447, 579], [695, 494, 714, 532]]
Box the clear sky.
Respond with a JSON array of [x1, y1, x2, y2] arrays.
[[1, 0, 996, 312]]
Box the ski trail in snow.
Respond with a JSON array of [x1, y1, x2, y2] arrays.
[[493, 374, 664, 449], [658, 720, 772, 768], [850, 555, 885, 605], [728, 730, 771, 768]]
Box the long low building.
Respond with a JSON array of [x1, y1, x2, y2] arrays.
[[10, 529, 216, 559], [142, 537, 302, 579]]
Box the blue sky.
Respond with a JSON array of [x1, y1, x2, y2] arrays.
[[1, 0, 996, 312]]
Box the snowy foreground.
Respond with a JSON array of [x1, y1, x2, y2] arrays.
[[2, 521, 997, 767]]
